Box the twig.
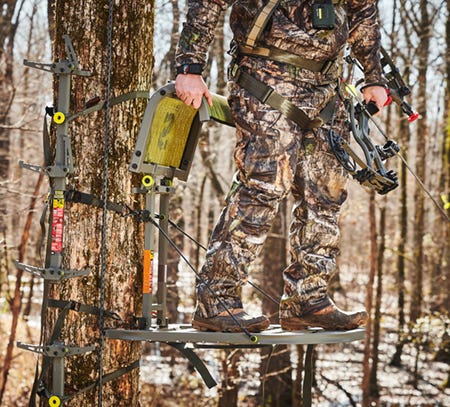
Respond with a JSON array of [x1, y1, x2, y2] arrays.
[[319, 372, 358, 407]]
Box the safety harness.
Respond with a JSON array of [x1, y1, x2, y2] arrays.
[[230, 0, 341, 129]]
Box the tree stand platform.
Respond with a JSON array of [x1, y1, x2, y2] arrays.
[[106, 325, 365, 405]]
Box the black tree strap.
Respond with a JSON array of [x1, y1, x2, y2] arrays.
[[64, 189, 128, 214], [43, 108, 54, 167], [48, 299, 122, 324]]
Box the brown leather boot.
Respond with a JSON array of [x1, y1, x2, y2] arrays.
[[192, 308, 270, 333], [280, 300, 368, 331]]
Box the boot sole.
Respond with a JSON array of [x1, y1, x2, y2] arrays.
[[280, 318, 365, 331], [280, 321, 309, 331], [192, 318, 270, 333]]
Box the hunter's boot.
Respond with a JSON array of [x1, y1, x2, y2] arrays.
[[280, 296, 368, 331], [192, 308, 270, 333]]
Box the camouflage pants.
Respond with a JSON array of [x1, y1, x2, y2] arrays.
[[195, 63, 349, 319]]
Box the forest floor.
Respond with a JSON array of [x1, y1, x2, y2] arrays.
[[1, 281, 449, 406]]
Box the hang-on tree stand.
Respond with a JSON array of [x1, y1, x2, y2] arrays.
[[16, 36, 364, 407]]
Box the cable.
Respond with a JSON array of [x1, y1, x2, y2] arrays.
[[168, 219, 281, 306], [148, 215, 258, 341], [366, 109, 450, 223]]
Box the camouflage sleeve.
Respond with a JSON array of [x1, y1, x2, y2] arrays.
[[347, 0, 385, 86], [175, 0, 231, 68]]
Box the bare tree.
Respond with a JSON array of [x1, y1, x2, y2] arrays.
[[259, 201, 292, 406], [410, 0, 431, 323], [0, 0, 26, 293]]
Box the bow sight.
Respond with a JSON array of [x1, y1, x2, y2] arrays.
[[329, 47, 418, 195]]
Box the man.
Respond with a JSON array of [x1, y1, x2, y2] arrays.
[[175, 0, 388, 332]]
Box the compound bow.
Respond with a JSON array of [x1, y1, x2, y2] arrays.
[[328, 46, 418, 195]]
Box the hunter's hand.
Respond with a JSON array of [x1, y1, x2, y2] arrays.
[[362, 85, 388, 114], [175, 74, 213, 109]]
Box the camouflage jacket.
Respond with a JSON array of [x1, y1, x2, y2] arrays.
[[175, 0, 384, 85]]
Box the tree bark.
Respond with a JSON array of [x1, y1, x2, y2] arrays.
[[362, 192, 377, 407], [410, 0, 430, 323], [0, 0, 25, 252], [259, 201, 292, 407], [390, 29, 412, 365], [41, 1, 154, 405]]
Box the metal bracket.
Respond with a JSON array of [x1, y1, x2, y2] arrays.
[[24, 35, 91, 77], [19, 160, 69, 178], [168, 342, 217, 388], [19, 133, 74, 177], [17, 341, 95, 358], [15, 260, 90, 281], [18, 160, 48, 175]]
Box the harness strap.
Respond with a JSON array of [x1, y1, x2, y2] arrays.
[[234, 68, 335, 129], [238, 44, 336, 74], [244, 0, 342, 54], [246, 0, 281, 48]]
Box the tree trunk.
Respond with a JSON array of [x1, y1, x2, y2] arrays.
[[390, 119, 410, 367], [390, 33, 412, 363], [41, 1, 154, 405], [438, 0, 450, 315], [369, 204, 385, 400], [292, 345, 304, 407], [362, 192, 376, 407], [410, 0, 430, 323], [259, 201, 292, 407], [0, 0, 24, 274]]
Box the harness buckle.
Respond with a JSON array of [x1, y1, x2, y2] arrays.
[[321, 59, 336, 75], [228, 61, 242, 81], [70, 301, 82, 312], [260, 86, 274, 104]]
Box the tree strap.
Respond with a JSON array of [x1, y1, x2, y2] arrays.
[[48, 299, 122, 322], [64, 189, 128, 214], [234, 68, 336, 129]]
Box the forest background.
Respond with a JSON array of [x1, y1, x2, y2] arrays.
[[0, 0, 449, 406]]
